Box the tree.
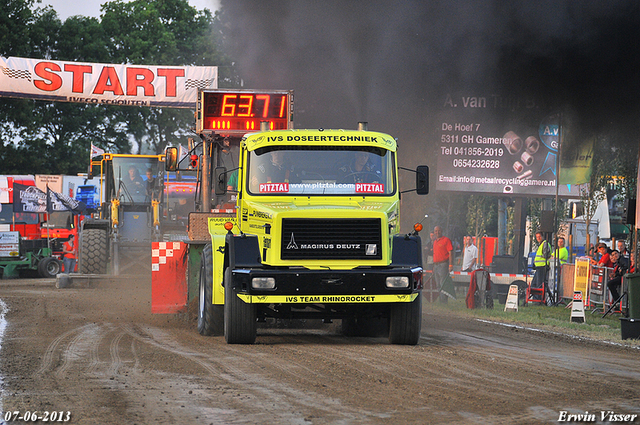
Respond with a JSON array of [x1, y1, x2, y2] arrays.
[[98, 0, 232, 154], [0, 0, 236, 174]]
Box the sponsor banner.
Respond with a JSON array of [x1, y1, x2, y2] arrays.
[[436, 93, 582, 197], [0, 56, 217, 108], [258, 181, 387, 195], [47, 187, 86, 214], [0, 231, 20, 257], [13, 183, 46, 213], [573, 257, 591, 297], [0, 176, 9, 204], [13, 183, 85, 213], [237, 293, 418, 304], [36, 175, 62, 193]]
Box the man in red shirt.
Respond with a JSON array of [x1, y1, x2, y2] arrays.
[[432, 226, 453, 302]]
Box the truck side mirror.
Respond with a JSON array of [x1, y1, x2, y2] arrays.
[[165, 147, 178, 172], [416, 165, 429, 195], [214, 167, 227, 196]]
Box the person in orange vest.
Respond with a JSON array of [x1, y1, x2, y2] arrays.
[[62, 234, 77, 273]]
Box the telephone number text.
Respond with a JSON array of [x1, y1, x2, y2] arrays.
[[452, 159, 501, 169]]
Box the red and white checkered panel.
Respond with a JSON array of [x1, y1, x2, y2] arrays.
[[152, 241, 185, 272], [151, 241, 188, 314]]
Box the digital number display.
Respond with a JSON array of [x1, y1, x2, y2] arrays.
[[197, 89, 293, 134]]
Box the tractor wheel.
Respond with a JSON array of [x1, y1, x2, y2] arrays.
[[224, 267, 256, 344], [388, 294, 422, 345], [197, 244, 224, 336], [38, 257, 62, 278], [80, 228, 108, 274]]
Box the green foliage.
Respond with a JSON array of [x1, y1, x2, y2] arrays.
[[0, 0, 35, 57], [466, 195, 498, 239], [0, 0, 236, 174]]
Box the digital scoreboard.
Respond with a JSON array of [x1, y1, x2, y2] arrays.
[[196, 89, 293, 135]]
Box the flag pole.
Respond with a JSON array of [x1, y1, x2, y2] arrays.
[[46, 185, 51, 250], [554, 114, 562, 305]]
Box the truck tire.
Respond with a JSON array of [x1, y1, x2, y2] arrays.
[[198, 244, 223, 336], [38, 257, 62, 278], [224, 267, 256, 344], [80, 228, 108, 274], [388, 294, 422, 345]]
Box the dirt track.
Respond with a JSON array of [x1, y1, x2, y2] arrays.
[[0, 277, 639, 424]]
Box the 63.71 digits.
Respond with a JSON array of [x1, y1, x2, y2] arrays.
[[4, 411, 71, 422]]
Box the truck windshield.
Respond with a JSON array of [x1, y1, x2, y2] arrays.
[[113, 157, 161, 203], [247, 147, 396, 195]]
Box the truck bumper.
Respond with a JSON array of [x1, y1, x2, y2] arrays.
[[230, 266, 422, 304]]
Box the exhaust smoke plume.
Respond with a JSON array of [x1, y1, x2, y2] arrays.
[[220, 0, 640, 231]]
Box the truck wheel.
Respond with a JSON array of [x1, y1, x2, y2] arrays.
[[224, 267, 256, 344], [388, 294, 422, 345], [197, 244, 223, 336], [80, 228, 108, 274], [38, 257, 62, 278]]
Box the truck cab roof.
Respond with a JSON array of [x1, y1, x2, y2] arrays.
[[242, 129, 398, 152]]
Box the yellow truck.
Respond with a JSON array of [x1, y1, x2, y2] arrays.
[[162, 89, 429, 344]]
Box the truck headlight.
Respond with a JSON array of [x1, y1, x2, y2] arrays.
[[386, 276, 409, 288], [252, 277, 275, 289]]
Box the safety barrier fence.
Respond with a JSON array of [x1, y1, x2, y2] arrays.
[[424, 261, 627, 314]]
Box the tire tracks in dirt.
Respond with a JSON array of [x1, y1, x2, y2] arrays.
[[123, 324, 389, 423]]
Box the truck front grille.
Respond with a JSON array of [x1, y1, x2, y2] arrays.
[[281, 218, 382, 260]]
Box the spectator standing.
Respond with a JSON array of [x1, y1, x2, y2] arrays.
[[62, 234, 77, 273], [551, 237, 569, 266], [461, 236, 478, 272], [424, 232, 434, 269], [432, 226, 453, 303], [532, 231, 551, 301]]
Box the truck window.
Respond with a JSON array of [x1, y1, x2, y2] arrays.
[[247, 147, 395, 196], [13, 212, 39, 224], [0, 205, 12, 223], [47, 211, 74, 229], [113, 157, 161, 203]]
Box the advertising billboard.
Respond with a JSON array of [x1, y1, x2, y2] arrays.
[[435, 93, 582, 197]]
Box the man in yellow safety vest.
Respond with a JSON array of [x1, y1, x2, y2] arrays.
[[532, 231, 551, 301], [551, 237, 569, 266]]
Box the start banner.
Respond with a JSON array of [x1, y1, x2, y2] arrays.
[[0, 56, 217, 108]]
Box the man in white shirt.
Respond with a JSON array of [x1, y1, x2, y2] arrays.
[[462, 236, 479, 272]]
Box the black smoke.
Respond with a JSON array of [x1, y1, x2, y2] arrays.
[[220, 0, 640, 227]]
